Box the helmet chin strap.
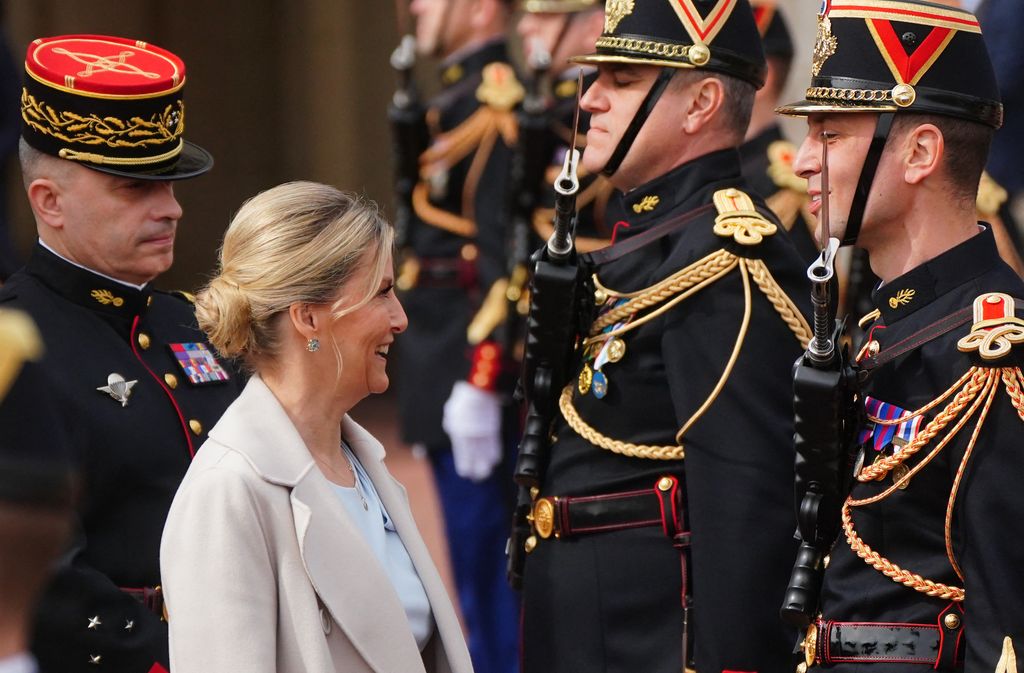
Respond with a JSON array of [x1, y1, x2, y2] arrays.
[[841, 111, 895, 247], [600, 67, 677, 178]]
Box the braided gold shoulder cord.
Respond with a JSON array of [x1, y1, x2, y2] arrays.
[[844, 366, 1024, 601], [562, 255, 811, 460]]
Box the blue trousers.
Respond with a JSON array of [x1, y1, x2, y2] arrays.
[[429, 448, 519, 673]]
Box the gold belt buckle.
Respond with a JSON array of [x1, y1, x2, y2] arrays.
[[802, 622, 819, 669], [531, 497, 558, 539]]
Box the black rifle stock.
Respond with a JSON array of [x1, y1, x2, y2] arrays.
[[781, 239, 860, 627], [507, 148, 582, 590], [501, 45, 553, 357], [388, 34, 428, 255]]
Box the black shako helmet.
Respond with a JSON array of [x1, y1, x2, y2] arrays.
[[569, 0, 768, 177], [777, 0, 1003, 246]]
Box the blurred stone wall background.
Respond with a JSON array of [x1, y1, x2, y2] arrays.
[[1, 0, 817, 290]]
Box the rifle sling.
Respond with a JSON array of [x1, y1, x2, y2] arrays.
[[859, 298, 1024, 371], [584, 203, 716, 266]]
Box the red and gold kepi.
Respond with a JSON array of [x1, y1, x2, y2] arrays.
[[570, 0, 768, 87], [20, 34, 212, 179], [777, 0, 1002, 128]]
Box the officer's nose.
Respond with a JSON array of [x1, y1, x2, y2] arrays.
[[579, 75, 605, 115], [153, 182, 184, 222], [793, 133, 821, 182]]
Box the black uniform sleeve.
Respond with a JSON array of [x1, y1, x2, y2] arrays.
[[32, 528, 170, 672], [661, 259, 802, 673]]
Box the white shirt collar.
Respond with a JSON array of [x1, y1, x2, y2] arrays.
[[38, 239, 148, 291]]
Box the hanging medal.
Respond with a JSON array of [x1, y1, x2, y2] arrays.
[[578, 296, 632, 398]]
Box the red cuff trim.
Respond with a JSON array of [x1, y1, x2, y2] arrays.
[[468, 341, 502, 391]]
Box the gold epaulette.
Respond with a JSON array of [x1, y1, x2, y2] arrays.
[[171, 290, 196, 304], [977, 171, 1008, 218], [0, 309, 43, 402], [712, 188, 778, 246], [475, 62, 524, 113], [766, 140, 808, 193], [957, 292, 1024, 361]]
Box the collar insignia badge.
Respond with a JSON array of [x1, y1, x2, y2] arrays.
[[91, 289, 124, 307], [632, 195, 660, 214], [97, 373, 137, 407], [888, 288, 916, 309]]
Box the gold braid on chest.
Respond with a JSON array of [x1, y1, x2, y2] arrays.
[[843, 294, 1024, 601], [559, 189, 812, 461]]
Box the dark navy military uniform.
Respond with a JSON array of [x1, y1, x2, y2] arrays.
[[809, 227, 1024, 671], [0, 246, 242, 672], [521, 149, 810, 673], [397, 39, 515, 447], [393, 39, 519, 673]]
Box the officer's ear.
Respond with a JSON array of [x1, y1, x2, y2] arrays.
[[900, 122, 943, 186], [680, 76, 725, 136], [26, 178, 64, 231]]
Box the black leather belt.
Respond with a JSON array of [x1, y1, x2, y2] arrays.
[[530, 476, 689, 545], [807, 605, 964, 669], [120, 585, 166, 620], [406, 255, 478, 290]]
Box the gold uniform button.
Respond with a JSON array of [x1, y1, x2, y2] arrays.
[[944, 613, 961, 629], [146, 296, 153, 306], [460, 243, 478, 261], [657, 476, 675, 492], [164, 373, 178, 389], [137, 332, 151, 349], [189, 419, 203, 436]]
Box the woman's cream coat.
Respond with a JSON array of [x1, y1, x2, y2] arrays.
[[160, 377, 474, 673]]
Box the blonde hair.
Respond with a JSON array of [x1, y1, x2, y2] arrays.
[[196, 182, 393, 372]]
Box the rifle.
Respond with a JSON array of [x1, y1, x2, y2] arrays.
[[387, 26, 429, 270], [780, 135, 861, 627], [501, 39, 554, 358], [508, 77, 584, 589]]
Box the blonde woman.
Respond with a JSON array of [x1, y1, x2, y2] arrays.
[[160, 182, 473, 673]]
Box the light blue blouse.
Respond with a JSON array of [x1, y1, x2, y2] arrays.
[[331, 442, 434, 651]]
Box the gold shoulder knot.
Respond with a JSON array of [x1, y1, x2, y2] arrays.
[[172, 290, 197, 304], [767, 140, 807, 193], [476, 63, 525, 112], [977, 171, 1008, 218], [712, 188, 778, 246], [956, 293, 1024, 361], [0, 309, 43, 402]]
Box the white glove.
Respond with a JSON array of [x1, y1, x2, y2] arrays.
[[442, 381, 502, 482]]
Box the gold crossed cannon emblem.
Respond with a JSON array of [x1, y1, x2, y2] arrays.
[[52, 48, 160, 79]]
